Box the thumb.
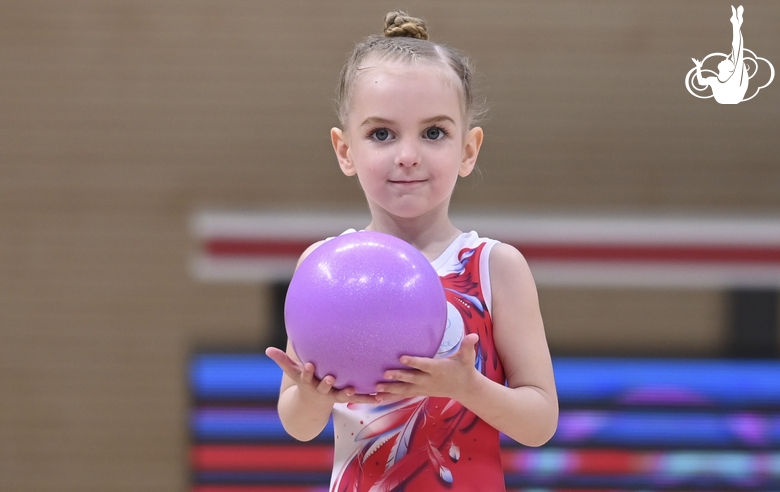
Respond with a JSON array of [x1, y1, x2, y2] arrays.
[[456, 333, 479, 360], [462, 333, 479, 347]]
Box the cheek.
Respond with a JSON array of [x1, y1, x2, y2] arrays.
[[356, 167, 382, 190]]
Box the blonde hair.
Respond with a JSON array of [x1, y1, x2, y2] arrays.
[[336, 11, 485, 127]]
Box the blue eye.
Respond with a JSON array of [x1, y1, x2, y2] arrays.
[[372, 128, 391, 141], [424, 127, 446, 140]]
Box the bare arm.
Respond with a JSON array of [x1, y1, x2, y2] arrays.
[[266, 240, 378, 441], [267, 343, 340, 440], [462, 243, 558, 445], [376, 243, 558, 446]]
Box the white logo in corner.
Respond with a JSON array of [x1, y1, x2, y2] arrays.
[[685, 5, 774, 104]]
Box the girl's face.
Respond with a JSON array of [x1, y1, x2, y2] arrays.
[[331, 61, 482, 222]]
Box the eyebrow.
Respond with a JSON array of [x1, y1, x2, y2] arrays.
[[359, 115, 457, 127]]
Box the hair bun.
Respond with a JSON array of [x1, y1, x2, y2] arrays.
[[383, 11, 429, 40]]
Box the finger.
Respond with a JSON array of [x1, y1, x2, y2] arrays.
[[316, 374, 336, 394], [265, 347, 303, 378], [396, 355, 430, 371], [383, 368, 423, 384], [300, 362, 317, 385], [353, 393, 381, 404], [461, 333, 479, 348], [332, 386, 378, 404], [375, 381, 412, 396], [265, 346, 284, 358], [336, 388, 377, 404], [375, 392, 406, 405], [265, 346, 291, 367], [454, 333, 479, 361]]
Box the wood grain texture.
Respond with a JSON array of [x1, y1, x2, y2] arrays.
[[0, 1, 778, 490]]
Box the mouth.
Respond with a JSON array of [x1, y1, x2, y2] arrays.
[[389, 179, 426, 185]]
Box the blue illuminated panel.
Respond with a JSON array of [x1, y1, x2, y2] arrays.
[[189, 355, 780, 491]]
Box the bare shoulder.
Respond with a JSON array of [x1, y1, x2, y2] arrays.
[[488, 242, 536, 293], [487, 242, 552, 394], [487, 242, 544, 361], [297, 240, 326, 269], [489, 241, 528, 266]]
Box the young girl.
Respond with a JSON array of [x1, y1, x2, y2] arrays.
[[266, 11, 558, 491]]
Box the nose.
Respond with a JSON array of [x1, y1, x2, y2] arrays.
[[394, 138, 420, 167]]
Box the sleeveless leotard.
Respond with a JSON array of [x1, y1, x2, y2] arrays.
[[330, 231, 506, 492]]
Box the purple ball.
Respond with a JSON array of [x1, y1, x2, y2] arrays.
[[284, 231, 447, 394]]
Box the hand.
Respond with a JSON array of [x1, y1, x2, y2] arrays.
[[265, 347, 378, 405], [692, 58, 702, 67], [374, 333, 481, 404]]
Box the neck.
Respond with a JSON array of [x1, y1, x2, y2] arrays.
[[363, 203, 461, 261]]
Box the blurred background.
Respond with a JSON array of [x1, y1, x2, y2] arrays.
[[1, 1, 779, 491]]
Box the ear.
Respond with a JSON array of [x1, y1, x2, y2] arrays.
[[331, 127, 356, 176], [459, 126, 483, 177]]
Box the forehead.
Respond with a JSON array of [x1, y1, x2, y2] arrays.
[[349, 60, 464, 122]]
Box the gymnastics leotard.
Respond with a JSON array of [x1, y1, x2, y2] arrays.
[[330, 231, 507, 492]]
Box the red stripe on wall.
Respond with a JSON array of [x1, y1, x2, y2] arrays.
[[501, 448, 645, 475], [205, 239, 780, 264], [206, 240, 314, 257], [570, 449, 639, 474], [192, 487, 325, 492], [519, 244, 780, 263]]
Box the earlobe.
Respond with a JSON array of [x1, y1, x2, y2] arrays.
[[459, 126, 484, 177], [331, 127, 356, 176]]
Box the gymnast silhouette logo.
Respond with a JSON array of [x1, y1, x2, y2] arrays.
[[685, 5, 774, 104]]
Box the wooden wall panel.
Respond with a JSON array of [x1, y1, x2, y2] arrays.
[[0, 1, 778, 490], [540, 288, 726, 357]]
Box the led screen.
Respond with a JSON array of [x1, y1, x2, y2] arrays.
[[190, 355, 780, 491]]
